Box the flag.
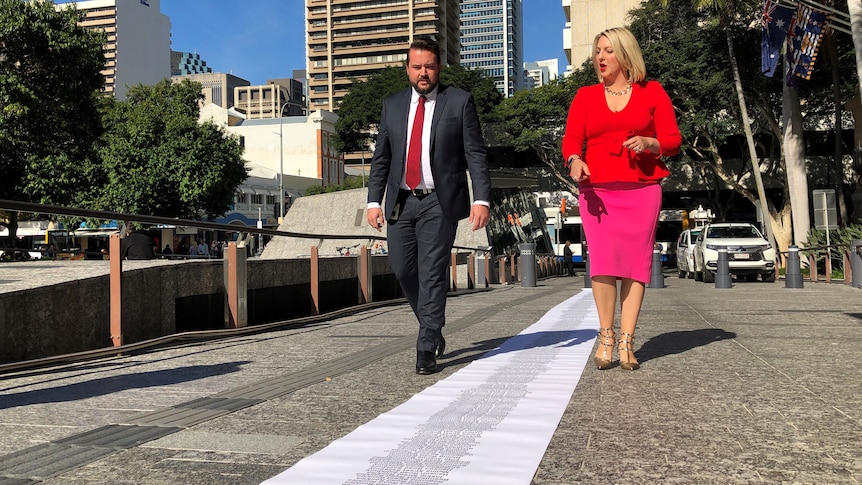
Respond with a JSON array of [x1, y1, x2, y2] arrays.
[[761, 0, 796, 77], [785, 3, 829, 84]]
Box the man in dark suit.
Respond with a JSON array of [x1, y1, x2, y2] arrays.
[[120, 228, 155, 260], [367, 37, 491, 375]]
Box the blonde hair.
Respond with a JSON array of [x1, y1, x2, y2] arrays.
[[592, 27, 646, 84]]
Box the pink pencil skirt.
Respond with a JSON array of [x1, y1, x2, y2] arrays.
[[579, 182, 661, 284]]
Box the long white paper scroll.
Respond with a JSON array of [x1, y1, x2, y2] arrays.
[[262, 290, 598, 485]]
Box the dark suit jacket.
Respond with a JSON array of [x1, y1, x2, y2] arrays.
[[367, 84, 491, 223], [121, 232, 155, 260]]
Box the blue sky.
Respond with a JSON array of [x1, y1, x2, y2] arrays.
[[161, 0, 569, 85]]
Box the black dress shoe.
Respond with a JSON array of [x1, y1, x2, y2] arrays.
[[436, 336, 446, 358], [416, 351, 437, 375]]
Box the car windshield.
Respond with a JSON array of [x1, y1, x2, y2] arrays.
[[706, 226, 761, 239]]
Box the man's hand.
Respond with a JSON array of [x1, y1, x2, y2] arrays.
[[469, 204, 490, 231], [367, 207, 384, 232]]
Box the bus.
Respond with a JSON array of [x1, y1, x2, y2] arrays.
[[0, 221, 72, 259], [544, 206, 584, 263], [655, 209, 688, 265], [542, 207, 688, 266]]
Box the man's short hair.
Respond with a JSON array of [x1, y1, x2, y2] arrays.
[[408, 37, 441, 64]]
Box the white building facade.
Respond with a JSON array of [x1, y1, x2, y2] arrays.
[[199, 105, 343, 226], [562, 0, 641, 75], [56, 0, 171, 99], [524, 59, 559, 89]]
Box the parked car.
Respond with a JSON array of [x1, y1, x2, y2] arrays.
[[676, 228, 702, 279], [693, 222, 776, 283]]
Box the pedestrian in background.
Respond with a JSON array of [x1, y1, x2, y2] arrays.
[[366, 37, 491, 375], [198, 239, 209, 257], [563, 240, 575, 277], [562, 27, 681, 371], [120, 228, 155, 260]]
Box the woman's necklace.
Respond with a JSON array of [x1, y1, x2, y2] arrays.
[[605, 82, 632, 96]]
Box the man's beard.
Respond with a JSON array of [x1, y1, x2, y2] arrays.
[[411, 78, 437, 95]]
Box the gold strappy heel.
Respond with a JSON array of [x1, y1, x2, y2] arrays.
[[594, 328, 615, 370], [617, 332, 640, 371]]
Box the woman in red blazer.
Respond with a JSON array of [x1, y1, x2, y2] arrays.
[[562, 27, 681, 371]]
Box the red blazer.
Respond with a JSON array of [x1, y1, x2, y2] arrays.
[[562, 80, 681, 184]]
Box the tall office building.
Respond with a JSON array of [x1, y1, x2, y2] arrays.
[[459, 0, 523, 97], [305, 0, 462, 114], [55, 0, 171, 99], [562, 0, 641, 75]]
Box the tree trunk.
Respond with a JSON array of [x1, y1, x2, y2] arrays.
[[783, 83, 810, 247], [849, 0, 862, 97], [824, 30, 849, 223], [725, 28, 780, 251]]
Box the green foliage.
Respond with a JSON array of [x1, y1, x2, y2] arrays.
[[343, 175, 367, 190], [492, 75, 583, 174], [96, 79, 248, 220], [303, 176, 366, 196], [333, 67, 408, 153], [333, 64, 504, 154], [628, 0, 753, 162], [304, 185, 323, 196], [439, 64, 503, 123], [807, 224, 862, 248], [0, 0, 106, 203]]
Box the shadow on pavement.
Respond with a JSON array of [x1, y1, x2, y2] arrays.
[[636, 328, 737, 364], [0, 361, 250, 409], [440, 329, 596, 371]]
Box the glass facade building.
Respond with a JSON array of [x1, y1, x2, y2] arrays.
[[459, 0, 523, 97]]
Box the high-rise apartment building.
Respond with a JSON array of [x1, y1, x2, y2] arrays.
[[562, 0, 641, 75], [305, 0, 462, 113], [171, 51, 212, 76], [459, 0, 523, 97], [55, 0, 171, 99]]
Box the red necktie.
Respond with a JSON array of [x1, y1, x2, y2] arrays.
[[406, 95, 426, 190]]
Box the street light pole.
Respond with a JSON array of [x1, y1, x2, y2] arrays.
[[278, 102, 288, 224]]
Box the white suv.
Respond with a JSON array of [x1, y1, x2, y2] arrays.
[[676, 228, 702, 279], [694, 222, 776, 283]]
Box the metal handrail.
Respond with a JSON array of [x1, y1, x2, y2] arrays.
[[0, 199, 498, 254]]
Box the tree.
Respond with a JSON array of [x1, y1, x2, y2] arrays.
[[95, 79, 248, 220], [650, 0, 859, 254], [492, 74, 586, 192], [0, 0, 106, 245], [849, 0, 862, 96], [332, 67, 407, 154], [439, 64, 503, 124], [664, 0, 779, 250], [333, 64, 503, 154]]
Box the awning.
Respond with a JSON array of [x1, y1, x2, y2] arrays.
[[73, 229, 120, 237]]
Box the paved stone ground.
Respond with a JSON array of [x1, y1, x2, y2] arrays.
[[0, 270, 860, 484]]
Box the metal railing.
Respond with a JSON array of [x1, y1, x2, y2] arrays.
[[0, 199, 513, 371], [776, 244, 854, 284]]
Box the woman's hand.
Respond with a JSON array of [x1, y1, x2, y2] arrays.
[[568, 156, 590, 182], [623, 135, 658, 155]]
